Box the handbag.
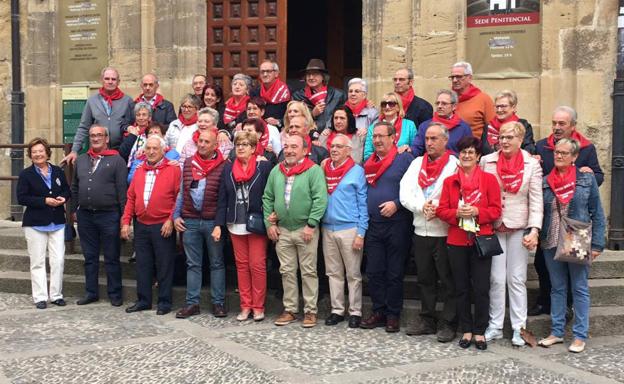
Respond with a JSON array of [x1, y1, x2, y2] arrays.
[[474, 234, 503, 259], [246, 212, 266, 235], [554, 203, 592, 266]]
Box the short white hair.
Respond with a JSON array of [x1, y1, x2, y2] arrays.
[[452, 61, 473, 75], [348, 78, 368, 93], [553, 106, 578, 125], [143, 135, 167, 151]]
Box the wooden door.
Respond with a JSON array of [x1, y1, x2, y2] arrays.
[[206, 0, 287, 95]]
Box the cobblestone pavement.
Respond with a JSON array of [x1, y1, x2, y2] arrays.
[[1, 292, 623, 384]]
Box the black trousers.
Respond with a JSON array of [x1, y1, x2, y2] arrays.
[[448, 244, 491, 335], [134, 221, 176, 311], [413, 234, 456, 327], [365, 219, 411, 317]]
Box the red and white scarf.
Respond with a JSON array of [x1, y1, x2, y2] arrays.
[[547, 166, 577, 204], [399, 88, 415, 114], [496, 150, 524, 194], [191, 150, 224, 180], [418, 150, 451, 189], [458, 166, 483, 205], [487, 114, 520, 149], [279, 157, 315, 177], [364, 145, 398, 186], [304, 86, 327, 106], [324, 157, 355, 194], [99, 87, 125, 108], [232, 155, 258, 183], [223, 95, 250, 124], [260, 79, 291, 104]]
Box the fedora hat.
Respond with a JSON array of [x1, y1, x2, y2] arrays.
[[301, 58, 329, 74]]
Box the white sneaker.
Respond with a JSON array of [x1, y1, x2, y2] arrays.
[[511, 329, 526, 346], [484, 327, 503, 342]]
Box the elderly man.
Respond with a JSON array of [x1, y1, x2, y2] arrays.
[[360, 122, 413, 333], [251, 59, 291, 129], [135, 73, 177, 126], [292, 58, 346, 132], [62, 67, 135, 165], [263, 135, 328, 328], [450, 62, 495, 139], [278, 115, 328, 164], [411, 90, 473, 157], [530, 106, 604, 317], [122, 135, 181, 315], [321, 134, 368, 328], [400, 122, 459, 342], [70, 125, 127, 306], [192, 74, 207, 97], [173, 130, 227, 318], [393, 68, 433, 127]]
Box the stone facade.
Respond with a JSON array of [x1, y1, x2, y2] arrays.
[[0, 0, 619, 219]]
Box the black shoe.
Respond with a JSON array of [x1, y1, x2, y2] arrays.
[[156, 308, 171, 316], [125, 303, 151, 313], [406, 321, 437, 336], [348, 315, 362, 328], [475, 338, 488, 350], [565, 306, 574, 323], [51, 299, 66, 307], [35, 301, 47, 309], [436, 324, 457, 343], [458, 337, 472, 349], [110, 298, 123, 307], [76, 296, 99, 306], [128, 252, 136, 263], [212, 303, 227, 318], [325, 313, 345, 326], [527, 304, 549, 316]]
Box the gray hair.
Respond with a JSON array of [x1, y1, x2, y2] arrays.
[[232, 73, 253, 91], [134, 101, 153, 117], [261, 59, 279, 71], [436, 89, 458, 105], [180, 94, 202, 109], [333, 133, 353, 148], [556, 138, 581, 156], [348, 78, 368, 93], [142, 73, 159, 84], [373, 121, 395, 136], [144, 135, 167, 151], [426, 122, 449, 140], [554, 105, 578, 125], [89, 124, 109, 136], [452, 61, 473, 75], [198, 107, 219, 124], [100, 66, 120, 80]]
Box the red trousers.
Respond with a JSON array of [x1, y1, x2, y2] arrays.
[[230, 233, 268, 311]]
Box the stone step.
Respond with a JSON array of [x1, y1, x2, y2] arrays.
[[526, 250, 624, 280]]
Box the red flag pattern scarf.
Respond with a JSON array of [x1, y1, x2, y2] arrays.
[[324, 157, 355, 194], [487, 114, 520, 148], [458, 166, 483, 205], [223, 95, 250, 124], [400, 88, 415, 114], [232, 155, 258, 183], [364, 145, 398, 186], [260, 79, 291, 104], [191, 150, 224, 180], [418, 150, 452, 188], [547, 166, 577, 204], [304, 86, 327, 106], [431, 112, 461, 130], [496, 150, 525, 194], [457, 84, 481, 103], [99, 87, 125, 108], [279, 157, 315, 177]]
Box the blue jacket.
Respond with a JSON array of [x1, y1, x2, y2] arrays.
[[17, 164, 71, 227], [322, 164, 369, 236], [411, 118, 473, 157], [540, 170, 606, 252], [536, 137, 604, 186], [366, 152, 413, 223], [364, 119, 417, 161]]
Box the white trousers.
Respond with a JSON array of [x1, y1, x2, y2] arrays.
[[488, 229, 528, 330], [24, 227, 65, 302]]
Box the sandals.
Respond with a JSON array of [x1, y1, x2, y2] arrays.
[[538, 335, 564, 347]]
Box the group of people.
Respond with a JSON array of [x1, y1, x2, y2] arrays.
[[17, 59, 606, 354]]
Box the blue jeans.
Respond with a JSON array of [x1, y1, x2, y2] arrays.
[[543, 247, 590, 340], [182, 218, 225, 305]]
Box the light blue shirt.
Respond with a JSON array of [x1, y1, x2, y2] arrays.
[[321, 164, 369, 236], [173, 177, 206, 219], [33, 164, 64, 232]]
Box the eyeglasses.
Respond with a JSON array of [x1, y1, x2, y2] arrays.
[[554, 150, 572, 157], [235, 143, 251, 148], [89, 133, 106, 138], [499, 135, 517, 141], [460, 149, 477, 156], [495, 104, 511, 109], [181, 105, 197, 110], [260, 69, 275, 74], [380, 101, 398, 108], [435, 101, 451, 106], [448, 75, 466, 80], [372, 134, 393, 139]]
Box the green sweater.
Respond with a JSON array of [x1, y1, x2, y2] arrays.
[[262, 164, 328, 231]]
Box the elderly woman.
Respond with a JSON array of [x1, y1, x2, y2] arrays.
[[179, 107, 231, 163], [201, 83, 226, 131], [319, 106, 365, 163], [166, 94, 201, 152], [363, 92, 417, 161], [483, 90, 536, 155], [223, 73, 252, 130], [345, 78, 379, 134], [480, 121, 543, 346], [17, 138, 71, 309], [537, 138, 605, 353], [119, 102, 153, 163], [215, 131, 273, 321], [244, 97, 282, 154], [437, 136, 501, 350], [230, 118, 278, 165], [127, 122, 180, 183], [282, 100, 317, 143]]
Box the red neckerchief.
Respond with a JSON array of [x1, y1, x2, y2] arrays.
[[418, 150, 452, 188], [143, 158, 169, 172], [134, 93, 164, 109], [256, 125, 270, 155], [392, 117, 403, 142], [545, 130, 592, 150], [458, 166, 483, 205], [260, 79, 291, 104], [232, 155, 258, 183], [98, 87, 124, 108], [457, 84, 481, 103], [431, 112, 461, 130], [487, 114, 520, 148], [192, 128, 219, 144], [279, 157, 315, 177], [324, 157, 355, 194], [87, 148, 119, 159], [346, 99, 368, 116], [364, 145, 398, 186], [496, 150, 524, 194], [325, 131, 353, 151], [179, 112, 198, 126], [304, 86, 327, 106], [191, 150, 224, 181], [399, 88, 415, 114], [303, 135, 313, 155], [223, 95, 250, 124], [547, 166, 577, 204]]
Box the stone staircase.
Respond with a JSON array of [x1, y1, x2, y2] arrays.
[[1, 220, 624, 338]]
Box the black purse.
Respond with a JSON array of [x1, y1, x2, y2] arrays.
[[474, 234, 503, 259], [246, 212, 266, 235]]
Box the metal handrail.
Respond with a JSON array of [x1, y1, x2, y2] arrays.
[[0, 143, 70, 181]]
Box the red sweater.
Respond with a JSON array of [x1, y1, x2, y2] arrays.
[[436, 171, 501, 246], [122, 162, 181, 225]]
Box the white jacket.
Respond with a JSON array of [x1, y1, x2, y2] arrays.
[[400, 154, 458, 237]]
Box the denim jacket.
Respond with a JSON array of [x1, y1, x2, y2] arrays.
[[540, 170, 606, 251]]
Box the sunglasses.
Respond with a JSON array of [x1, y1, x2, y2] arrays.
[[380, 101, 398, 108]]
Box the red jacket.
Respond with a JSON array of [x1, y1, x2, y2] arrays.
[[122, 162, 181, 225], [436, 171, 501, 246]]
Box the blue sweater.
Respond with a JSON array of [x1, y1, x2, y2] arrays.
[[411, 119, 473, 157], [363, 119, 417, 161], [366, 152, 413, 223], [322, 164, 369, 236]]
